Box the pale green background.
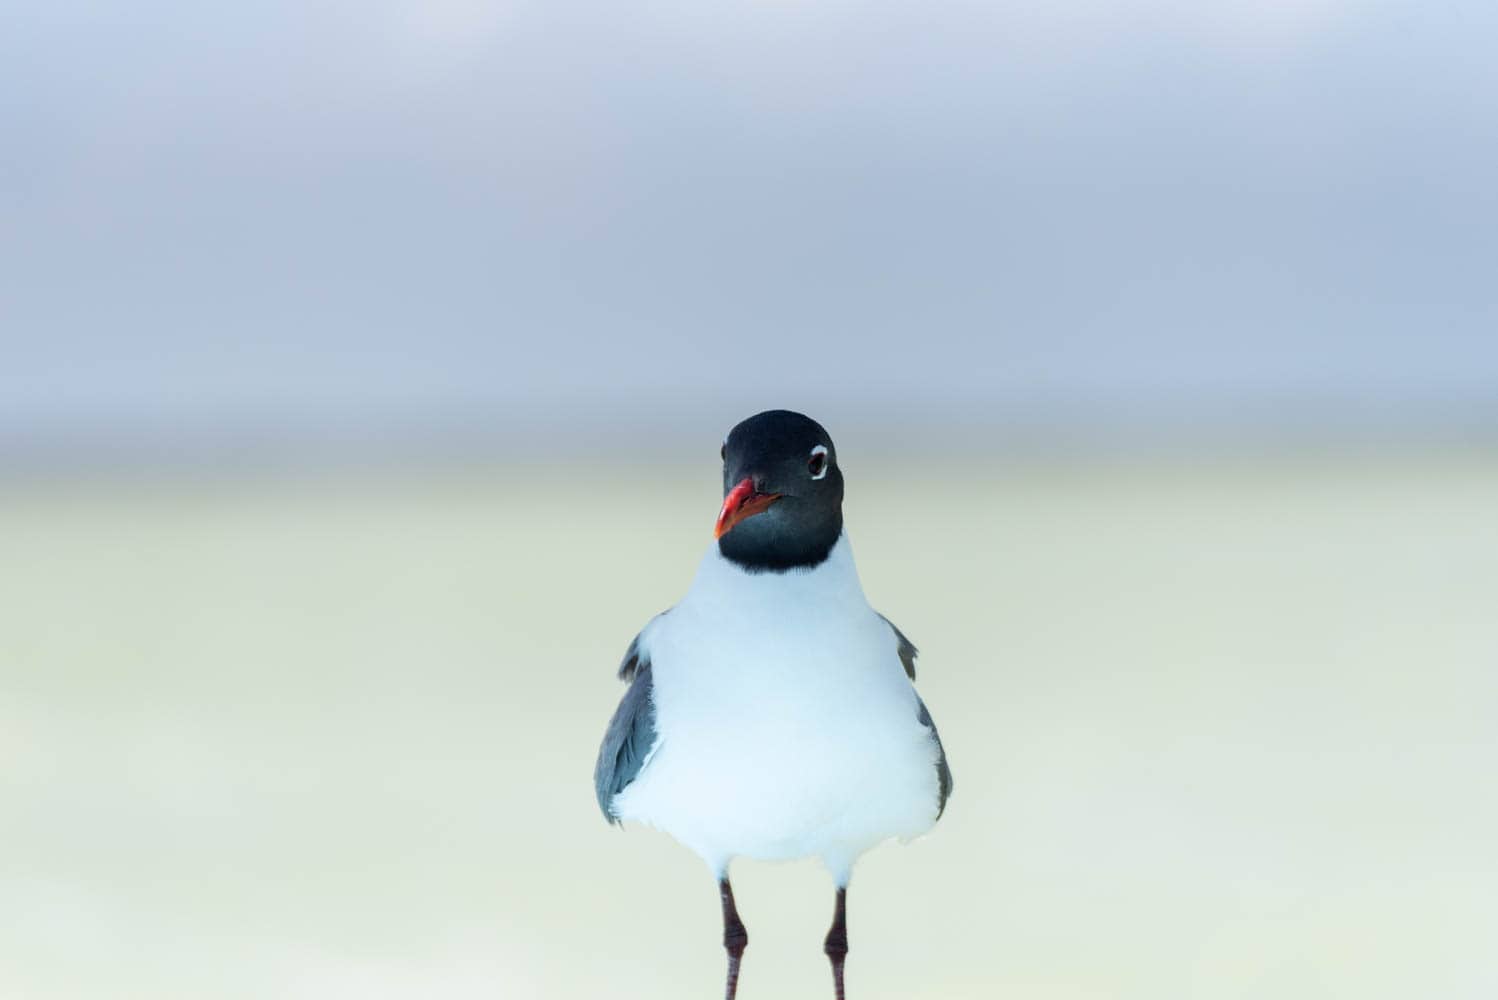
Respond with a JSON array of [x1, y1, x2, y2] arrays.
[[5, 453, 1494, 998]]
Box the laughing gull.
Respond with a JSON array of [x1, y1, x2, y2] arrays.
[[594, 409, 952, 1000]]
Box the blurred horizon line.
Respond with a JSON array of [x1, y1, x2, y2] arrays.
[[4, 394, 1495, 483]]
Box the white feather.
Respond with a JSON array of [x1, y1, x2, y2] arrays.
[[612, 534, 943, 884]]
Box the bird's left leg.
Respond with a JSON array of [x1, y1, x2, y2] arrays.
[[719, 877, 749, 1000], [823, 885, 849, 1000]]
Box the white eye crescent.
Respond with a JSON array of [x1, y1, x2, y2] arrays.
[[808, 444, 829, 479]]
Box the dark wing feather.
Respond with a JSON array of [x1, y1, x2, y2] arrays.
[[916, 695, 954, 819], [877, 611, 919, 680], [878, 613, 953, 818], [618, 610, 669, 680], [617, 630, 646, 680], [596, 622, 665, 824], [594, 664, 657, 824]]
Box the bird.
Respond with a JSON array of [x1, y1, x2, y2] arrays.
[[594, 409, 953, 1000]]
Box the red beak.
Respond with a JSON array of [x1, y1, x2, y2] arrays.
[[714, 477, 782, 539]]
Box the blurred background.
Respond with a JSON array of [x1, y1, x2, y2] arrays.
[[3, 1, 1496, 998]]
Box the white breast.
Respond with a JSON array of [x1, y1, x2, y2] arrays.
[[612, 534, 944, 882]]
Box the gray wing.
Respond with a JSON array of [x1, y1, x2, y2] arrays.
[[877, 611, 919, 679], [594, 626, 663, 824], [916, 695, 954, 819], [878, 612, 953, 818]]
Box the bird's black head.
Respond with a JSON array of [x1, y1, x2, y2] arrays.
[[714, 410, 844, 573]]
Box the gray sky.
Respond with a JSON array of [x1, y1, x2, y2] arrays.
[[4, 0, 1496, 460]]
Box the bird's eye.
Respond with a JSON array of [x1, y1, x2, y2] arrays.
[[808, 444, 829, 479], [720, 442, 726, 462]]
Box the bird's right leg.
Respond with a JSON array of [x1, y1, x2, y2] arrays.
[[823, 885, 849, 1000], [719, 877, 749, 1000]]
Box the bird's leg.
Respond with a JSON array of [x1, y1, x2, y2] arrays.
[[824, 885, 849, 1000], [719, 877, 749, 1000]]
